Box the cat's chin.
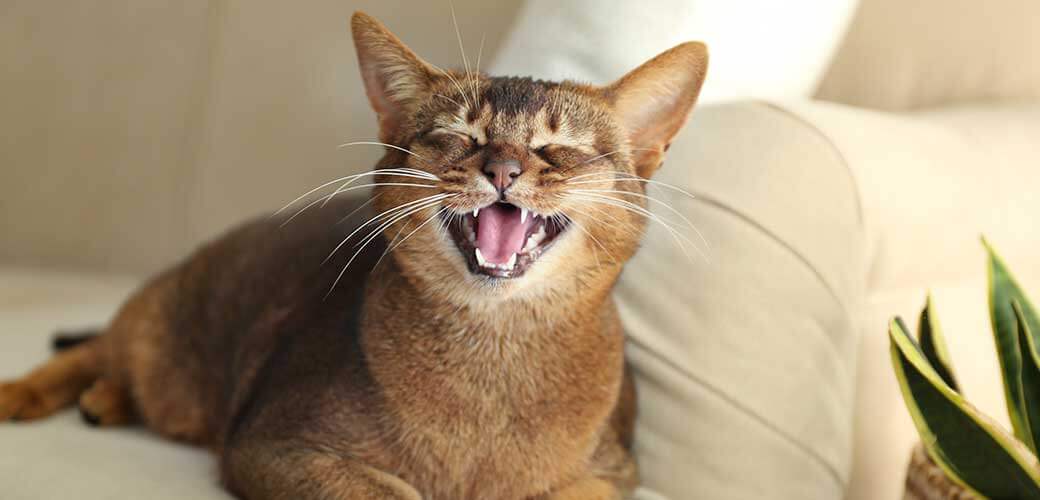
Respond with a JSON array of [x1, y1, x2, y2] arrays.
[[443, 202, 569, 279]]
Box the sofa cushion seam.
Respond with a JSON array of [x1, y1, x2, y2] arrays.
[[754, 99, 865, 228], [627, 338, 847, 489]]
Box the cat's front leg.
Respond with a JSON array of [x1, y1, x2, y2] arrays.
[[224, 439, 420, 500]]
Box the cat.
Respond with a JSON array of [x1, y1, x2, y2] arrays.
[[0, 12, 707, 500]]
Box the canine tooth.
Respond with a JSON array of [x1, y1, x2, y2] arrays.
[[531, 225, 547, 242], [520, 208, 528, 224], [475, 247, 488, 267], [506, 253, 517, 269], [473, 208, 480, 218]]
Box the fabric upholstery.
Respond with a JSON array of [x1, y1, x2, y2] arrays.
[[0, 270, 227, 499], [614, 102, 864, 499], [816, 0, 1040, 110], [0, 0, 524, 274], [772, 100, 1040, 500]]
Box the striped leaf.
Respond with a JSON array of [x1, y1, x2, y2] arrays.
[[918, 294, 959, 392], [890, 317, 1040, 498], [985, 238, 1040, 450], [1015, 300, 1040, 455]]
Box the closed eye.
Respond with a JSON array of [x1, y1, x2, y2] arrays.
[[534, 144, 600, 169], [428, 128, 477, 144], [534, 145, 556, 166]]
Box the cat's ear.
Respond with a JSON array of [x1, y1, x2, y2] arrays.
[[351, 12, 435, 141], [606, 42, 708, 178]]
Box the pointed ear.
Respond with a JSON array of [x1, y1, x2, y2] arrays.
[[607, 42, 708, 178], [351, 12, 435, 142]]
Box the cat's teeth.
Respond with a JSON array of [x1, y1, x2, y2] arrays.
[[522, 237, 538, 253], [520, 208, 528, 224], [473, 208, 480, 218], [475, 247, 487, 267], [531, 225, 547, 242], [505, 252, 517, 269], [521, 224, 547, 254]]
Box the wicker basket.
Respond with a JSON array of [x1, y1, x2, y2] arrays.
[[903, 445, 981, 500]]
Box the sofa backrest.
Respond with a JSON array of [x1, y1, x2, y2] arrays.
[[0, 0, 522, 274], [816, 0, 1040, 110]]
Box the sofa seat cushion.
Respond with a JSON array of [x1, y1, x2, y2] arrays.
[[0, 269, 231, 500]]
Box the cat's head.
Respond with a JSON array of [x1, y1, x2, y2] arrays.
[[350, 12, 706, 304]]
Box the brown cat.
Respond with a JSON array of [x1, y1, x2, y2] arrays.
[[0, 12, 707, 500]]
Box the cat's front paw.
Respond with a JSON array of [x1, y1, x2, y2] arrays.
[[0, 381, 48, 421]]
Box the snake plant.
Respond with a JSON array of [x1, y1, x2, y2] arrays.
[[890, 239, 1040, 498]]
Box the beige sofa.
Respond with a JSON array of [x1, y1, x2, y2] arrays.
[[2, 1, 1038, 499]]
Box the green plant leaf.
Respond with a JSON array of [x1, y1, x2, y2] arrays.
[[985, 237, 1040, 449], [890, 317, 1040, 498], [1014, 300, 1040, 456], [918, 294, 960, 392]]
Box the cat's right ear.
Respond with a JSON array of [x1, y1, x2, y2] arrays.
[[351, 12, 434, 142]]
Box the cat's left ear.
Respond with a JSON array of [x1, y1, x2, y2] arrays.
[[606, 42, 708, 178], [351, 12, 435, 142]]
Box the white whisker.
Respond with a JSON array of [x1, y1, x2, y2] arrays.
[[431, 64, 473, 110], [321, 171, 440, 208], [566, 193, 707, 263], [335, 194, 381, 225], [558, 148, 659, 174], [568, 188, 710, 252], [325, 196, 456, 298], [323, 193, 454, 266], [567, 201, 642, 238], [385, 205, 451, 255], [273, 168, 438, 218], [566, 172, 699, 202], [434, 93, 463, 108], [568, 218, 609, 269], [473, 33, 486, 108], [280, 182, 437, 228], [273, 175, 365, 218], [373, 218, 411, 270], [337, 141, 430, 163], [447, 0, 477, 109]]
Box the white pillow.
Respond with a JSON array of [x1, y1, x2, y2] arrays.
[[490, 0, 859, 104]]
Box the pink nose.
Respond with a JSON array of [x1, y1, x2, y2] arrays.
[[483, 160, 521, 194]]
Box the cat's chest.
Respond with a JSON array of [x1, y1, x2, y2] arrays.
[[363, 332, 622, 499], [389, 374, 614, 499]]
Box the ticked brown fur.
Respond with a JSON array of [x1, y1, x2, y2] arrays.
[[0, 12, 706, 500]]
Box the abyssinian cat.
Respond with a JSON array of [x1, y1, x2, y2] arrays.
[[0, 12, 707, 500]]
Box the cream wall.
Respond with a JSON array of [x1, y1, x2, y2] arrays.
[[0, 1, 522, 274]]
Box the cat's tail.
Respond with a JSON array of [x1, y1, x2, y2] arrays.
[[52, 328, 102, 352]]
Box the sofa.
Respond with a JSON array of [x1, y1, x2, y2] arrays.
[[2, 1, 1038, 499]]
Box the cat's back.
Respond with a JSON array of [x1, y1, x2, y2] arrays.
[[111, 195, 382, 445]]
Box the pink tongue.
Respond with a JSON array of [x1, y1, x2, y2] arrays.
[[476, 204, 528, 264]]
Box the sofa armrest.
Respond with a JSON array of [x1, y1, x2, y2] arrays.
[[618, 100, 865, 499]]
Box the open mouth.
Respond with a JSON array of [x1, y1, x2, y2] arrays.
[[445, 202, 569, 278]]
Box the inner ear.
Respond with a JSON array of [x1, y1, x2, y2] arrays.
[[351, 12, 435, 142], [606, 42, 708, 178]]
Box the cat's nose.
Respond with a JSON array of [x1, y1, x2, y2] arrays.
[[482, 159, 522, 194]]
